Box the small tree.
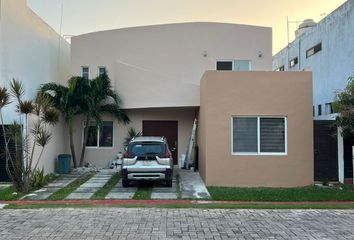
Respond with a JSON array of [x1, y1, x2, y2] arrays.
[[333, 73, 354, 186], [0, 79, 58, 193], [333, 74, 354, 138]]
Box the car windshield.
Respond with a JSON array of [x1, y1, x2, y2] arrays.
[[129, 142, 165, 156]]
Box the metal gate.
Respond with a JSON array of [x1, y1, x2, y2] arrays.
[[0, 127, 11, 182], [314, 120, 338, 181]]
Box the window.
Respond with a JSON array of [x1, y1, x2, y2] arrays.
[[98, 67, 106, 76], [313, 106, 315, 117], [232, 116, 287, 155], [84, 121, 113, 147], [306, 43, 322, 58], [216, 60, 251, 71], [325, 103, 334, 115], [82, 67, 89, 79], [216, 61, 233, 70], [289, 57, 298, 68], [318, 104, 322, 116], [275, 66, 285, 71]]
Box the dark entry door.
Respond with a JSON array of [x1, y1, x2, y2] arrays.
[[143, 121, 178, 164], [313, 120, 338, 181], [0, 127, 11, 182]]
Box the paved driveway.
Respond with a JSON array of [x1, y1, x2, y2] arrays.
[[0, 208, 353, 239]]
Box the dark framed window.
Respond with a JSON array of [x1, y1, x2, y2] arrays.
[[318, 104, 322, 116], [216, 61, 233, 70], [84, 121, 113, 147], [82, 67, 89, 79], [306, 43, 322, 58], [275, 66, 285, 71], [232, 116, 287, 155], [98, 67, 106, 76], [289, 57, 298, 68]]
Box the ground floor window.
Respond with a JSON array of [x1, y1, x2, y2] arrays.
[[232, 116, 287, 155], [84, 121, 113, 147]]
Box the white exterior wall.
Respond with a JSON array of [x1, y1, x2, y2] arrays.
[[273, 0, 354, 183], [273, 0, 354, 117], [0, 0, 71, 123], [71, 22, 272, 109], [0, 0, 71, 174]]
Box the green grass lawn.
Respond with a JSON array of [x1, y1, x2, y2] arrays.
[[91, 172, 120, 200], [47, 172, 95, 200], [133, 182, 153, 200], [0, 174, 59, 201], [208, 185, 354, 202]]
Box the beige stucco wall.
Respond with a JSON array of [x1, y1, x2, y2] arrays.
[[71, 22, 272, 109], [199, 71, 313, 187], [71, 107, 197, 168]]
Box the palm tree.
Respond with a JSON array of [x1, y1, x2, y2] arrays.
[[40, 77, 87, 168], [79, 73, 130, 167]]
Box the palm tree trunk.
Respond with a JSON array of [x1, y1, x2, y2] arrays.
[[79, 115, 90, 167], [68, 118, 77, 168]]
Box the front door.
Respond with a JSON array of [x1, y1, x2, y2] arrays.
[[142, 120, 178, 164]]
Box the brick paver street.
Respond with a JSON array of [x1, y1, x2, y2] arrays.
[[0, 208, 354, 239]]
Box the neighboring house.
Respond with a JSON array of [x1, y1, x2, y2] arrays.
[[272, 0, 354, 183], [72, 22, 314, 187], [199, 71, 313, 187], [71, 22, 272, 168], [0, 0, 71, 180]]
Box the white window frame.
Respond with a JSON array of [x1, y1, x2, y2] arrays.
[[231, 116, 288, 156], [98, 66, 106, 77], [82, 66, 90, 79], [216, 59, 252, 71], [82, 121, 114, 149]]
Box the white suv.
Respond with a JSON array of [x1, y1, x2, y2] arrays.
[[121, 136, 174, 187]]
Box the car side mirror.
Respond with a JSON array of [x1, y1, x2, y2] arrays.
[[124, 146, 128, 151]]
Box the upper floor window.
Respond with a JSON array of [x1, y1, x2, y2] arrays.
[[306, 43, 322, 58], [275, 66, 285, 71], [325, 103, 334, 115], [216, 60, 251, 71], [98, 67, 106, 76], [318, 104, 322, 116], [82, 67, 89, 79], [289, 57, 298, 68]]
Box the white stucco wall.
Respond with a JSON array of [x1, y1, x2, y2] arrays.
[[71, 22, 272, 109], [0, 0, 71, 123], [273, 0, 354, 116], [0, 0, 71, 174]]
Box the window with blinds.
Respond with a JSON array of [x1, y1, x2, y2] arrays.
[[232, 116, 287, 155]]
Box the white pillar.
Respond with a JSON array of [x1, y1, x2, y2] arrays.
[[337, 127, 344, 183]]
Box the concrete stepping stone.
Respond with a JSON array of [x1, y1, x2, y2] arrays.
[[105, 180, 137, 199], [179, 169, 211, 199], [22, 173, 84, 200], [151, 177, 178, 200], [66, 170, 116, 200]]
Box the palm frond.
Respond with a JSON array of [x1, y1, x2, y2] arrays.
[[0, 87, 11, 108], [10, 79, 25, 101], [100, 104, 130, 124], [42, 108, 60, 125], [18, 100, 34, 115], [36, 127, 52, 147]]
